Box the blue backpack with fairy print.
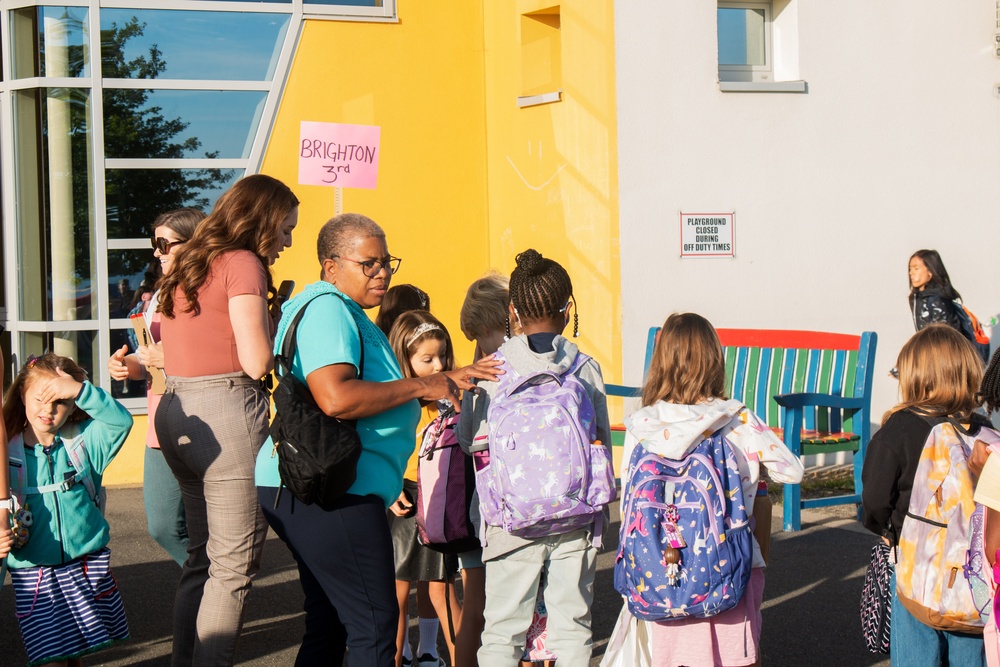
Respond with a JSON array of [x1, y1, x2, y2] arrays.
[[614, 429, 753, 621]]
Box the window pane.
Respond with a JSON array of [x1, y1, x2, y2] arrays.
[[101, 10, 289, 81], [21, 331, 99, 387], [109, 328, 150, 399], [105, 168, 242, 238], [104, 89, 267, 159], [305, 0, 382, 5], [718, 8, 766, 67], [11, 6, 91, 79], [14, 89, 97, 322], [108, 249, 158, 319]]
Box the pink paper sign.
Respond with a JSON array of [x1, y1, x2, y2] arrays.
[[299, 121, 380, 189]]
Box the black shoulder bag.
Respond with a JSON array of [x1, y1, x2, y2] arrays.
[[270, 294, 364, 508]]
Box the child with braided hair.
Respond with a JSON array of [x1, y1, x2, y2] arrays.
[[459, 249, 612, 666]]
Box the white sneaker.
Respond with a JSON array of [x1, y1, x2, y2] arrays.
[[416, 654, 446, 667]]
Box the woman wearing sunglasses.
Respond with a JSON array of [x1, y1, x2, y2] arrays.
[[155, 174, 299, 667], [107, 207, 205, 567]]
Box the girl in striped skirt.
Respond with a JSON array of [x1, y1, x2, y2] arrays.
[[4, 353, 133, 667]]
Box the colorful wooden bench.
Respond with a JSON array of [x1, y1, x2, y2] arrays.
[[607, 327, 878, 531]]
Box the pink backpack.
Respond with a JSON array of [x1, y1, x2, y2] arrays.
[[415, 410, 480, 554]]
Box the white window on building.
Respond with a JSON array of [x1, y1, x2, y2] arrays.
[[717, 1, 772, 83]]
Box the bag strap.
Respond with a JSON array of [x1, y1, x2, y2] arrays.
[[8, 429, 95, 502], [276, 293, 366, 381], [60, 423, 99, 505]]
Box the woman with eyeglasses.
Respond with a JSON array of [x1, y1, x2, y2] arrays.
[[255, 212, 502, 667], [155, 174, 299, 667], [107, 207, 205, 567]]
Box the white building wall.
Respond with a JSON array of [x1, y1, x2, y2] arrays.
[[615, 0, 1000, 433]]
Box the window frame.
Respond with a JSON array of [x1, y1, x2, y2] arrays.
[[717, 1, 772, 83], [0, 0, 396, 405]]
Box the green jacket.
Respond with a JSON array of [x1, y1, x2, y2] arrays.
[[7, 381, 133, 568]]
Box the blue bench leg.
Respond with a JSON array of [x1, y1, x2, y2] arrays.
[[853, 446, 865, 520], [783, 481, 801, 531]]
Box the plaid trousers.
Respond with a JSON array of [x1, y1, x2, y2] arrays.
[[156, 372, 270, 667]]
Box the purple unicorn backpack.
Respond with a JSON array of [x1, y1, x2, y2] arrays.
[[415, 409, 480, 554], [614, 429, 754, 621], [476, 350, 616, 543]]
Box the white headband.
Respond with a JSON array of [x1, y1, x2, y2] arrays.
[[405, 322, 443, 348]]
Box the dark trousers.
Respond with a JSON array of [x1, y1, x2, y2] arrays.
[[258, 487, 398, 667]]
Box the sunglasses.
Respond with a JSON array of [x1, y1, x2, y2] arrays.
[[152, 237, 186, 254]]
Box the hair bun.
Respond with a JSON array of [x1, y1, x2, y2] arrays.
[[515, 249, 547, 276]]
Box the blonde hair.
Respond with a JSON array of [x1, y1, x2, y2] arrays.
[[389, 310, 456, 379], [3, 354, 90, 439], [885, 323, 983, 423], [642, 313, 727, 407], [460, 272, 514, 341]]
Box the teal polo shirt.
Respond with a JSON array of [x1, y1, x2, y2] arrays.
[[255, 284, 419, 508]]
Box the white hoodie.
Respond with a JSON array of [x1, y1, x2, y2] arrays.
[[623, 398, 804, 569]]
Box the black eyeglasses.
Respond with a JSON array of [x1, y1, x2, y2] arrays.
[[333, 255, 402, 278], [152, 237, 186, 254]]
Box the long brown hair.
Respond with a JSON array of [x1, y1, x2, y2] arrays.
[[885, 323, 983, 423], [388, 310, 456, 379], [3, 354, 90, 439], [642, 313, 727, 407], [158, 175, 298, 317]]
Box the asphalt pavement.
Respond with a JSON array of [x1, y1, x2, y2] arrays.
[[0, 487, 889, 666]]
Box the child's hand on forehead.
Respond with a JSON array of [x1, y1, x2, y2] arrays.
[[36, 367, 84, 405]]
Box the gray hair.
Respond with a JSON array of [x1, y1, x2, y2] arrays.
[[317, 212, 386, 265]]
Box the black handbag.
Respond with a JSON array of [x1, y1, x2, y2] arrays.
[[270, 294, 364, 508], [860, 539, 895, 654]]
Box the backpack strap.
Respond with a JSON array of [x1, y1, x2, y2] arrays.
[[276, 293, 366, 381], [60, 422, 100, 506], [8, 427, 96, 501], [8, 434, 25, 513]]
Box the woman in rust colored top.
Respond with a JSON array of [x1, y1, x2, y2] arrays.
[[156, 174, 299, 667]]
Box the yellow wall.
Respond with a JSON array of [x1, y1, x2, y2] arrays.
[[105, 0, 621, 485], [262, 2, 492, 364], [482, 1, 622, 385]]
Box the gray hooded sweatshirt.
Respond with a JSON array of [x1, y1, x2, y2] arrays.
[[458, 333, 611, 560]]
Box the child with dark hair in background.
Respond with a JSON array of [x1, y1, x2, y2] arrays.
[[377, 284, 431, 336], [4, 353, 134, 667], [909, 249, 963, 333]]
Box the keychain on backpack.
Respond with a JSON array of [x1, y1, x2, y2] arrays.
[[662, 504, 685, 585], [12, 502, 31, 548]]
